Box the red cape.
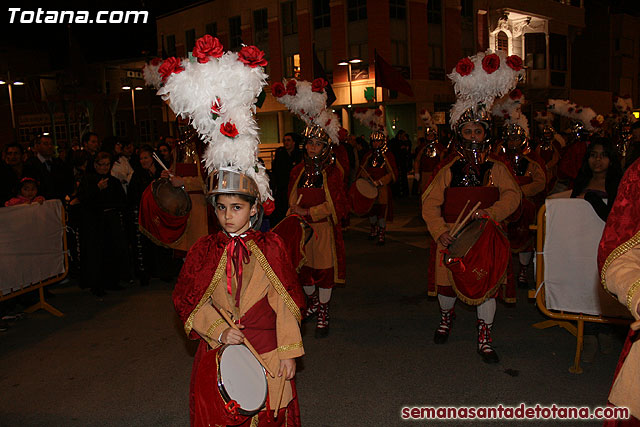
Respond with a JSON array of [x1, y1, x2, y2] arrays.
[[598, 158, 640, 279]]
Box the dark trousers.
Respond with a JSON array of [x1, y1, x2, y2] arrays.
[[81, 209, 130, 292]]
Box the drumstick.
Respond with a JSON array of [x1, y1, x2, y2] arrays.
[[213, 304, 276, 378], [273, 376, 287, 419], [360, 166, 374, 183], [296, 194, 303, 205], [152, 152, 171, 174], [451, 201, 481, 237], [450, 200, 470, 235]]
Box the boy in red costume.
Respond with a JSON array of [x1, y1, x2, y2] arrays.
[[288, 124, 347, 338], [173, 169, 306, 426]]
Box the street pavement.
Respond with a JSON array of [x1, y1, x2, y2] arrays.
[[0, 196, 629, 426]]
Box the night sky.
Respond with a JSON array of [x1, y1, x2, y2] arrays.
[[1, 0, 202, 75]]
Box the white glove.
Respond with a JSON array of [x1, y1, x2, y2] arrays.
[[414, 172, 420, 181]]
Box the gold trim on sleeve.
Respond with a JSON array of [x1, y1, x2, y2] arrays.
[[601, 230, 640, 293], [627, 279, 640, 312], [277, 341, 304, 352], [184, 249, 228, 336], [247, 241, 302, 324], [206, 318, 226, 338]]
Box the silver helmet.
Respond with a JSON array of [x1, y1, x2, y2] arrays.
[[502, 123, 529, 155], [455, 107, 492, 165]]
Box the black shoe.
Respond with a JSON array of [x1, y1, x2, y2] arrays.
[[433, 329, 449, 344], [477, 347, 500, 364]]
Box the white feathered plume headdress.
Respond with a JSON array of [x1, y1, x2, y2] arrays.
[[143, 35, 272, 202], [419, 109, 436, 130], [352, 106, 386, 134], [142, 58, 163, 90], [272, 78, 341, 144], [448, 50, 525, 128], [613, 95, 636, 123], [491, 88, 529, 136], [547, 99, 604, 132]]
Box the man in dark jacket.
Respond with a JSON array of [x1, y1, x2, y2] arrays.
[[23, 134, 74, 201]]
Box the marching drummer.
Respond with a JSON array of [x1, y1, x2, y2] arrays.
[[288, 123, 347, 338], [168, 37, 306, 426], [358, 131, 398, 245], [422, 51, 522, 364]]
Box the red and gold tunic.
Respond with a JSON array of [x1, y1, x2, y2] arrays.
[[421, 155, 521, 304], [414, 142, 446, 194], [598, 158, 640, 424], [173, 230, 306, 426], [358, 150, 398, 221], [288, 163, 347, 285]]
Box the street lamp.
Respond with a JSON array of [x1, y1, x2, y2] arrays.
[[0, 72, 25, 129], [122, 85, 143, 125]]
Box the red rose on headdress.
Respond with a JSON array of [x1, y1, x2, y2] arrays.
[[374, 109, 383, 116], [509, 89, 523, 100], [482, 53, 500, 74], [158, 57, 184, 82], [354, 107, 368, 114], [455, 57, 474, 76], [211, 98, 221, 115], [193, 35, 224, 63], [238, 46, 268, 68], [286, 80, 297, 96], [271, 82, 286, 98], [338, 127, 348, 141], [506, 55, 523, 71], [150, 57, 162, 66], [220, 122, 239, 138], [262, 198, 275, 215], [311, 78, 328, 93]]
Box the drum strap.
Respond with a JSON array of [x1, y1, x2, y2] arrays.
[[225, 236, 252, 307]]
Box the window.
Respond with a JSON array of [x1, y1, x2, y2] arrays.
[[460, 0, 473, 18], [316, 49, 333, 80], [281, 1, 298, 36], [254, 9, 269, 45], [313, 0, 330, 29], [349, 43, 369, 80], [55, 124, 67, 141], [390, 0, 406, 20], [427, 0, 442, 24], [185, 29, 196, 53], [549, 33, 567, 71], [18, 127, 30, 143], [229, 16, 242, 50], [347, 0, 366, 22], [496, 31, 508, 53], [206, 22, 217, 37], [392, 40, 409, 78], [525, 33, 546, 70], [285, 53, 301, 79], [166, 34, 176, 57], [115, 120, 127, 137]]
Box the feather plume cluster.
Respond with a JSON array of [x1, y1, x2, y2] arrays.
[[448, 50, 525, 128], [491, 89, 529, 136], [419, 109, 436, 130], [143, 40, 271, 201], [273, 79, 341, 144], [353, 107, 386, 134], [547, 99, 604, 132], [142, 59, 163, 90]]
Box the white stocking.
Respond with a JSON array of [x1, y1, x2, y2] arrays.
[[438, 294, 456, 311], [318, 288, 332, 303], [476, 298, 496, 324]]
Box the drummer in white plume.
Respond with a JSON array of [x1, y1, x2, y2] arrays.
[[162, 36, 305, 426], [422, 50, 522, 364], [353, 107, 398, 245]]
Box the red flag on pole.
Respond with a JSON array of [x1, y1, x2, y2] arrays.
[[374, 50, 414, 97]]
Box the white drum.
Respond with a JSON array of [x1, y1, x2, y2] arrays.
[[217, 344, 268, 416]]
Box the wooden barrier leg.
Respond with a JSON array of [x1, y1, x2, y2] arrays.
[[24, 287, 64, 318], [532, 320, 578, 337], [570, 320, 584, 374]]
